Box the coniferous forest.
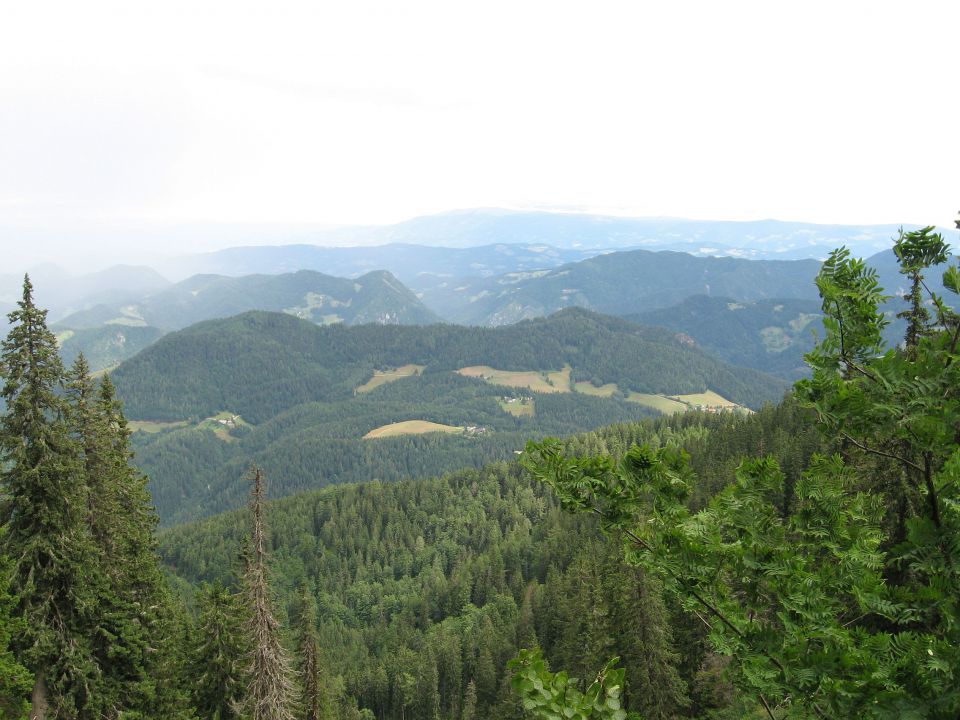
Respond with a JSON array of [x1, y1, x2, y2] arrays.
[[1, 226, 960, 719]]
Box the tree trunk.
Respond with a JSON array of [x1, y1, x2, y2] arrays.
[[30, 672, 49, 720]]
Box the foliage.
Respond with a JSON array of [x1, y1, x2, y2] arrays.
[[160, 402, 824, 719], [0, 548, 32, 719], [0, 277, 194, 719], [520, 233, 960, 718], [188, 582, 250, 720], [509, 649, 639, 720]]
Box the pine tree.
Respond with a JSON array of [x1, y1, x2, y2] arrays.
[[239, 466, 299, 720], [0, 276, 101, 719], [66, 357, 194, 719], [0, 542, 32, 718], [460, 680, 477, 720], [291, 583, 334, 720], [190, 582, 249, 720]]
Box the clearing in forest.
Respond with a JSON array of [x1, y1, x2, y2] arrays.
[[129, 419, 190, 433], [458, 365, 571, 393], [363, 420, 464, 439], [626, 393, 689, 414], [499, 397, 535, 417], [197, 412, 250, 442], [672, 390, 740, 409], [356, 364, 426, 393], [573, 381, 619, 397]]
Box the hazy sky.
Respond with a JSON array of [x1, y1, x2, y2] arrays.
[[1, 0, 959, 269]]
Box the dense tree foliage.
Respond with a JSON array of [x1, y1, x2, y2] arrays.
[[521, 231, 960, 717], [0, 278, 192, 719], [135, 370, 663, 525], [112, 308, 787, 423], [159, 402, 824, 719]]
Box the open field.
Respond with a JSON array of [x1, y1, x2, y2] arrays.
[[672, 391, 740, 409], [356, 364, 425, 393], [363, 420, 464, 439], [458, 365, 571, 393], [574, 381, 619, 397], [498, 398, 535, 417], [129, 419, 190, 433], [626, 393, 689, 414]]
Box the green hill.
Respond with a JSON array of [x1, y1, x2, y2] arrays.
[[57, 268, 438, 331], [110, 309, 789, 524], [51, 268, 439, 371], [158, 400, 825, 719], [113, 307, 786, 422], [628, 296, 825, 379]]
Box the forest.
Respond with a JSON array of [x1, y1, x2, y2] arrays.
[[0, 225, 958, 718]]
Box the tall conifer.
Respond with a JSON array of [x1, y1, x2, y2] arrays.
[[239, 466, 298, 720], [190, 582, 249, 720], [0, 276, 101, 718]]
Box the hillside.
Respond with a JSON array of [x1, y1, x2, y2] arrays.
[[109, 309, 789, 523], [629, 295, 825, 379], [423, 248, 823, 325], [50, 268, 438, 370], [0, 264, 171, 323], [113, 307, 786, 421], [159, 401, 826, 719], [57, 268, 438, 331]]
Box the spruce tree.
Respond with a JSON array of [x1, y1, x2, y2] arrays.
[[239, 466, 299, 720], [65, 359, 194, 718], [0, 542, 32, 718], [291, 584, 333, 720], [190, 582, 249, 720], [0, 276, 101, 718]]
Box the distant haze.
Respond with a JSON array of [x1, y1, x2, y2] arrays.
[[2, 1, 958, 272]]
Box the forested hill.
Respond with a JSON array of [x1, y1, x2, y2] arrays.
[[55, 268, 438, 332], [628, 295, 825, 380], [112, 307, 787, 422], [159, 400, 826, 720], [420, 248, 823, 325]]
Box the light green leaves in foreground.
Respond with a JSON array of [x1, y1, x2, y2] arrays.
[[509, 649, 641, 720]]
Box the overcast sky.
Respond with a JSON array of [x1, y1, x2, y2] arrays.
[[1, 0, 958, 269]]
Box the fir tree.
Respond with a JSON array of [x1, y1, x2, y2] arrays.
[[190, 582, 249, 720], [0, 542, 32, 719], [291, 584, 334, 720], [239, 466, 299, 720], [0, 276, 101, 719], [66, 357, 194, 719]]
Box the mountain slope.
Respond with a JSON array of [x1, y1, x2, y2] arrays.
[[424, 249, 823, 325], [112, 308, 787, 422], [629, 296, 824, 379], [110, 309, 789, 523], [57, 268, 438, 331]]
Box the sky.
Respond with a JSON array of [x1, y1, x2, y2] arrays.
[[1, 0, 959, 269]]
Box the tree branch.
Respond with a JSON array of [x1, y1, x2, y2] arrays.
[[840, 433, 923, 474]]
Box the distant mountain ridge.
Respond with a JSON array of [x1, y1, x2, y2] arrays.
[[161, 242, 602, 285], [49, 269, 438, 370], [423, 249, 824, 325]]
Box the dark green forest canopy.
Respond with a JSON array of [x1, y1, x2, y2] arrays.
[[112, 307, 787, 422], [160, 400, 825, 720], [110, 308, 789, 524]]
